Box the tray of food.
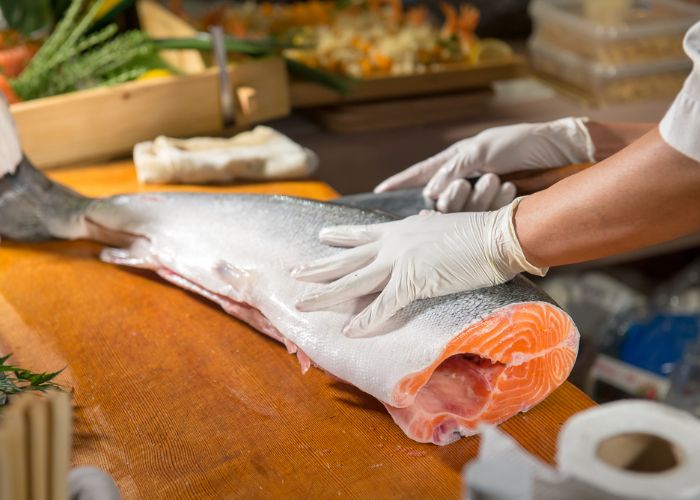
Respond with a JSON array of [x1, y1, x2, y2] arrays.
[[187, 0, 526, 107]]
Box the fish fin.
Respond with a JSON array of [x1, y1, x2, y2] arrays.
[[215, 261, 258, 301], [333, 188, 432, 218], [100, 246, 154, 268]]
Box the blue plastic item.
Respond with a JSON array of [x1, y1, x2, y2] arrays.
[[619, 314, 700, 376]]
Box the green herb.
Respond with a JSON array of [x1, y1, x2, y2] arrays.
[[0, 354, 64, 407], [10, 0, 165, 100], [45, 30, 152, 96]]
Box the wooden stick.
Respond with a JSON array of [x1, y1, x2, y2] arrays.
[[26, 395, 50, 500], [47, 390, 71, 500], [2, 395, 31, 500]]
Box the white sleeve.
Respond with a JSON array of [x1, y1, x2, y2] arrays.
[[660, 21, 700, 162], [0, 96, 21, 177]]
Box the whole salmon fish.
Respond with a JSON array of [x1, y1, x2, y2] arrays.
[[0, 109, 579, 445]]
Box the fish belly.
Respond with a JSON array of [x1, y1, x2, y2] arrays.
[[84, 193, 579, 445]]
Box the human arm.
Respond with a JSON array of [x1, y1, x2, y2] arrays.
[[586, 121, 655, 161], [517, 126, 700, 267], [374, 119, 654, 213]]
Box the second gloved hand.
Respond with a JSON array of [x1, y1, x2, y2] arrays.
[[374, 117, 595, 213], [292, 198, 547, 337]]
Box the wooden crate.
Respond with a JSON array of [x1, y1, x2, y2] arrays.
[[11, 59, 290, 169]]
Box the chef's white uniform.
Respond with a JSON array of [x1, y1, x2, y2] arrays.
[[661, 21, 700, 162]]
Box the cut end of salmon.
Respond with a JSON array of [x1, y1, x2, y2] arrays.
[[386, 302, 579, 445]]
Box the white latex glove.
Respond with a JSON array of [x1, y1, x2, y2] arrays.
[[292, 198, 546, 337], [374, 117, 595, 213], [432, 172, 517, 213]]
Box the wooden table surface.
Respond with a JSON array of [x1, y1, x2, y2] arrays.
[[0, 163, 594, 499]]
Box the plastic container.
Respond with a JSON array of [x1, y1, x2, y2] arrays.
[[529, 0, 700, 65], [529, 36, 690, 101]]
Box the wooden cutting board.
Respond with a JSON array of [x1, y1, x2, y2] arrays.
[[0, 163, 594, 499]]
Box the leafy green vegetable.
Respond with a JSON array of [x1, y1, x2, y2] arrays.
[[10, 0, 164, 100], [0, 354, 64, 407]]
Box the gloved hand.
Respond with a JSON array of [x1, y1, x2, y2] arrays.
[[293, 198, 547, 337], [374, 117, 595, 213]]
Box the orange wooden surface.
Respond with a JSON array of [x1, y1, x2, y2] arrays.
[[0, 163, 594, 499]]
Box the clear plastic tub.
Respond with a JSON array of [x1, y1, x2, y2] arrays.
[[529, 36, 691, 101], [529, 0, 700, 65]]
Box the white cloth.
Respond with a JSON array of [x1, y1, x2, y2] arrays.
[[133, 126, 318, 184], [0, 96, 21, 177], [660, 21, 700, 162]]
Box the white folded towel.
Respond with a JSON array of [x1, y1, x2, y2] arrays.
[[133, 126, 318, 184]]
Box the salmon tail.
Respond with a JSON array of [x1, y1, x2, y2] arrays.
[[0, 97, 90, 242]]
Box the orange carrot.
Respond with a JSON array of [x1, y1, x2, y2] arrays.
[[0, 45, 34, 78]]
